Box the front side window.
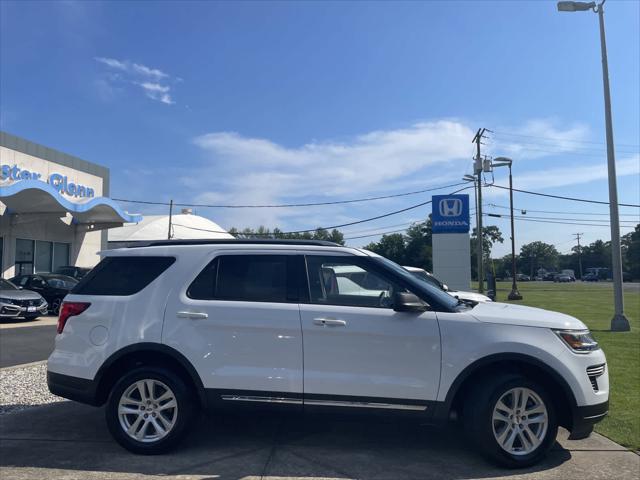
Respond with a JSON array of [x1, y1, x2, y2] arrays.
[[188, 255, 292, 303], [306, 256, 406, 308]]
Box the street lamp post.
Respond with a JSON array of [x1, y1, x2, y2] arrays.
[[492, 157, 522, 300], [557, 0, 630, 331]]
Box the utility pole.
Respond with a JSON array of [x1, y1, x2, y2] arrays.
[[168, 199, 173, 240], [574, 233, 584, 279], [472, 128, 487, 293]]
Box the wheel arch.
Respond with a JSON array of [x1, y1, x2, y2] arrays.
[[438, 353, 577, 430], [93, 343, 206, 408]]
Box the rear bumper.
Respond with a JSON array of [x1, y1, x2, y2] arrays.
[[569, 400, 609, 440], [47, 371, 101, 407]]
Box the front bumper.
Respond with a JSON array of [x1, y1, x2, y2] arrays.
[[47, 371, 101, 406], [0, 302, 48, 318], [568, 400, 609, 440]]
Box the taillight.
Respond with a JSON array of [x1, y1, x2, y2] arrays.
[[57, 302, 91, 334]]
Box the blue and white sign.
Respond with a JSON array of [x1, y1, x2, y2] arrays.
[[432, 194, 470, 234], [1, 164, 95, 198]]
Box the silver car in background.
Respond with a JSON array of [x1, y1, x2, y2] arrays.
[[0, 278, 48, 321], [403, 266, 492, 304]]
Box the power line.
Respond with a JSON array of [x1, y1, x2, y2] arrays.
[[484, 214, 637, 228], [345, 227, 410, 240], [488, 184, 640, 208], [491, 131, 640, 149], [170, 185, 473, 237], [486, 203, 640, 217], [113, 181, 468, 209]]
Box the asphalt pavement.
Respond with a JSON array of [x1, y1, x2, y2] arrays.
[[0, 316, 57, 368], [0, 401, 638, 480]]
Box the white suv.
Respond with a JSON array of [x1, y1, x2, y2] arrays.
[[47, 239, 609, 467]]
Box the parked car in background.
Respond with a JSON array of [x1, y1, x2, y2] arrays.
[[555, 274, 574, 283], [0, 278, 48, 320], [543, 272, 558, 281], [10, 274, 78, 315], [582, 273, 599, 282], [516, 274, 531, 282], [403, 266, 492, 303], [54, 266, 91, 280]]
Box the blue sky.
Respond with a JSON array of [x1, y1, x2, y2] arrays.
[[1, 0, 639, 256]]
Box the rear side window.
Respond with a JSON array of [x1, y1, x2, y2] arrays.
[[188, 254, 300, 303], [72, 256, 175, 296]]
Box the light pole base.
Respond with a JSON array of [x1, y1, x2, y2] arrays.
[[611, 314, 631, 332], [508, 289, 523, 301]]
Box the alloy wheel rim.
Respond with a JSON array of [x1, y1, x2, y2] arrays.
[[118, 379, 178, 443], [491, 387, 548, 456]]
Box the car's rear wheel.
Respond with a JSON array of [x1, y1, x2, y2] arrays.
[[464, 374, 557, 468], [105, 367, 196, 454]]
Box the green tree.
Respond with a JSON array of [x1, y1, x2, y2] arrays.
[[518, 241, 559, 276], [470, 225, 504, 280], [622, 224, 640, 280], [364, 233, 407, 265], [403, 217, 433, 270]]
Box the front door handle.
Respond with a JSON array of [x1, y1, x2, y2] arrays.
[[313, 318, 347, 327], [177, 311, 209, 320]]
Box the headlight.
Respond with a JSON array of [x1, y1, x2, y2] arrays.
[[553, 329, 599, 353]]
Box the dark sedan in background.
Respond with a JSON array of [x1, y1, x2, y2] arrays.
[[0, 278, 48, 320], [9, 274, 78, 315]]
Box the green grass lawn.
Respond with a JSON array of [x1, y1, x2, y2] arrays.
[[488, 281, 640, 450]]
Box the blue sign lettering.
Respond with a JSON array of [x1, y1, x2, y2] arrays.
[[0, 164, 94, 198], [432, 194, 470, 234]]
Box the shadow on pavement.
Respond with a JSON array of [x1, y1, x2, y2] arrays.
[[0, 401, 573, 480]]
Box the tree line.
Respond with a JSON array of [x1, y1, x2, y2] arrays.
[[229, 220, 640, 280]]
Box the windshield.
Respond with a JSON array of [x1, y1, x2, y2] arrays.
[[410, 270, 444, 290], [372, 256, 460, 310], [0, 279, 18, 290]]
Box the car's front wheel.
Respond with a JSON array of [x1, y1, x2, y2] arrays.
[[105, 367, 197, 454], [464, 374, 557, 468], [50, 298, 62, 315]]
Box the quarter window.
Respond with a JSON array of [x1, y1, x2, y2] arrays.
[[72, 256, 175, 296], [305, 256, 405, 308]]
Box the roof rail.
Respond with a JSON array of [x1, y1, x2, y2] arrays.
[[127, 238, 342, 248]]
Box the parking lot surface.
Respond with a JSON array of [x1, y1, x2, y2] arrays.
[[1, 399, 638, 480], [0, 316, 57, 368]]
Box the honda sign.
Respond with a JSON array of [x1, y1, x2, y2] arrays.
[[432, 194, 470, 234]]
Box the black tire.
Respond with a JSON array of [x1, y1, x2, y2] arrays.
[[105, 366, 197, 454], [464, 374, 558, 468], [50, 298, 62, 316]]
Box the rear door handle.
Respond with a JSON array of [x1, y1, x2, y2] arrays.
[[313, 318, 347, 327], [177, 311, 209, 320]]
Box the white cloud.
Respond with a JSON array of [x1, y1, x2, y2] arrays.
[[515, 154, 640, 190], [94, 57, 176, 105], [137, 82, 174, 104], [186, 119, 640, 231]]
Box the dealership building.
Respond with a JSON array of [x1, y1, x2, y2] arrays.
[[0, 131, 142, 278]]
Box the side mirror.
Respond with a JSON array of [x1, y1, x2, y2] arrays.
[[393, 291, 428, 313]]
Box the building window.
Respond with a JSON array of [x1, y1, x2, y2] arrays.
[[15, 239, 70, 275], [53, 242, 70, 271], [35, 240, 52, 273], [15, 239, 34, 276]]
